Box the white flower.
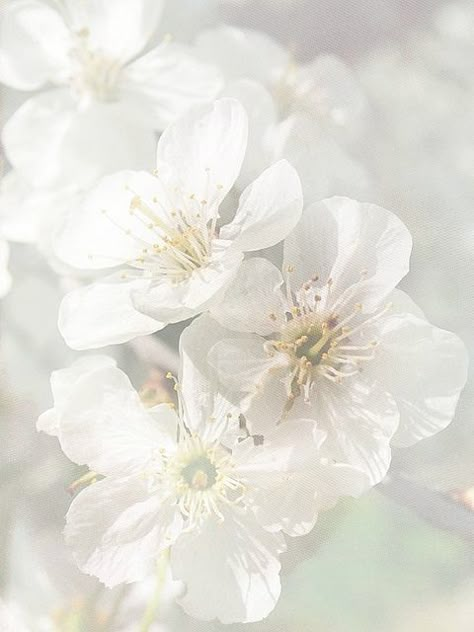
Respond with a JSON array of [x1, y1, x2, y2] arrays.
[[0, 0, 221, 188], [0, 169, 85, 270], [38, 318, 367, 623], [196, 26, 370, 201], [54, 98, 303, 349], [208, 197, 469, 485], [197, 26, 365, 127]]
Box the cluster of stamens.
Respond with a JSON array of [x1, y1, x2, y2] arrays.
[[146, 431, 245, 531], [266, 268, 391, 402], [69, 29, 121, 102], [89, 168, 224, 283], [273, 62, 330, 121]]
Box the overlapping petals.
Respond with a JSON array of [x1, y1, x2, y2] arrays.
[[55, 98, 303, 349]]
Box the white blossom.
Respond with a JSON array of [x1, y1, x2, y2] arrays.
[[54, 98, 303, 349], [38, 319, 367, 623], [208, 197, 469, 484], [0, 0, 221, 188], [195, 26, 369, 201]]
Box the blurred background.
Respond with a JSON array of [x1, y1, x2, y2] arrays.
[[1, 0, 473, 630]]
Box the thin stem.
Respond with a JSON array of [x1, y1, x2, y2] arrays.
[[139, 548, 170, 632]]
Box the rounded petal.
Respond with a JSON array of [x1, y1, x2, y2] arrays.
[[274, 113, 371, 204], [156, 98, 248, 210], [0, 171, 74, 245], [208, 336, 290, 436], [171, 510, 285, 623], [2, 90, 76, 187], [54, 170, 168, 270], [254, 456, 370, 538], [37, 355, 116, 436], [243, 369, 292, 436], [233, 422, 325, 537], [59, 276, 162, 350], [196, 26, 289, 85], [372, 311, 468, 447], [221, 159, 303, 252], [0, 0, 71, 90], [210, 257, 286, 335], [132, 242, 243, 324], [292, 376, 400, 486], [120, 42, 222, 130], [178, 314, 244, 443], [65, 476, 182, 588], [234, 420, 324, 482], [283, 197, 413, 312], [64, 0, 164, 63], [223, 79, 277, 188], [3, 93, 155, 188], [208, 334, 284, 396], [57, 364, 178, 475]]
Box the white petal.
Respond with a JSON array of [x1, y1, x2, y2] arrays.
[[315, 461, 371, 509], [293, 376, 400, 485], [243, 370, 292, 436], [233, 421, 324, 536], [252, 456, 370, 538], [3, 93, 155, 188], [0, 171, 74, 245], [196, 26, 289, 85], [57, 364, 177, 475], [65, 0, 163, 62], [371, 311, 468, 447], [208, 334, 284, 396], [284, 197, 412, 312], [171, 510, 285, 623], [234, 420, 324, 475], [221, 160, 303, 252], [254, 470, 320, 537], [210, 258, 286, 335], [208, 336, 290, 436], [156, 98, 248, 210], [178, 314, 242, 443], [0, 0, 70, 90], [274, 113, 371, 204], [58, 276, 162, 350], [386, 287, 425, 318], [2, 90, 76, 187], [132, 242, 243, 324], [65, 476, 182, 587], [121, 42, 222, 130], [37, 355, 116, 436], [54, 170, 168, 270], [223, 79, 277, 189]]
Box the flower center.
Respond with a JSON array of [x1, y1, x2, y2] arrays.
[[126, 190, 214, 283], [69, 29, 121, 102], [180, 455, 218, 490], [266, 271, 390, 403], [91, 170, 221, 284], [153, 434, 245, 528]]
